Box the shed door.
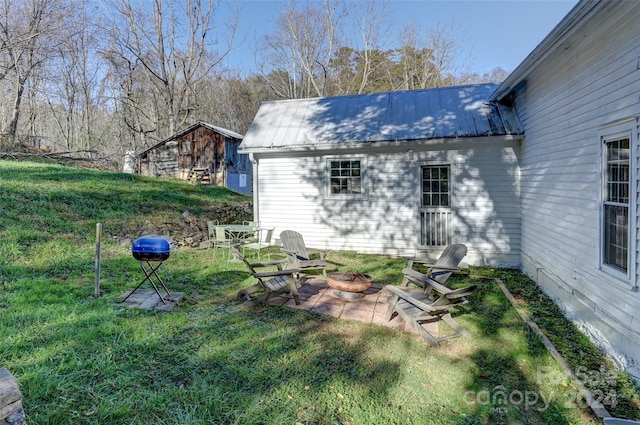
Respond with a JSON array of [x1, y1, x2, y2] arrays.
[[419, 165, 451, 247]]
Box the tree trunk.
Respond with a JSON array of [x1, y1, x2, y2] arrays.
[[7, 76, 25, 144]]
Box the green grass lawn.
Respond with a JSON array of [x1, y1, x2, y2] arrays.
[[1, 160, 639, 424]]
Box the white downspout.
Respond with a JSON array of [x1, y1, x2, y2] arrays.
[[250, 153, 259, 221]]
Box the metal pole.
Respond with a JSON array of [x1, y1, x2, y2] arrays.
[[94, 223, 102, 298]]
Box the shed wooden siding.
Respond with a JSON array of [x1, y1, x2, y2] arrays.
[[255, 139, 520, 266], [175, 127, 226, 182], [139, 141, 178, 178], [140, 127, 227, 182], [511, 2, 640, 377], [137, 122, 251, 194]]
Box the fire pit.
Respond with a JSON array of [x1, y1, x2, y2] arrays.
[[123, 236, 173, 304], [327, 271, 373, 299]]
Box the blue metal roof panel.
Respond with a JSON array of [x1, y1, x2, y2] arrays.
[[240, 83, 522, 151]]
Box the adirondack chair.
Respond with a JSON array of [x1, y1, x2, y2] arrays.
[[279, 230, 327, 278], [402, 243, 467, 292], [231, 246, 301, 306], [385, 279, 477, 347]]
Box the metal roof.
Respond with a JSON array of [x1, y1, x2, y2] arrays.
[[140, 121, 243, 155], [240, 83, 522, 152], [178, 121, 244, 141]]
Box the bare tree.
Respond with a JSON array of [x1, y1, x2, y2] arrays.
[[395, 23, 438, 90], [102, 44, 157, 152], [394, 21, 470, 90], [40, 1, 108, 152], [465, 66, 511, 84], [0, 0, 70, 145], [258, 0, 346, 99], [198, 70, 268, 134], [258, 0, 471, 98], [348, 0, 391, 94], [103, 0, 237, 145]]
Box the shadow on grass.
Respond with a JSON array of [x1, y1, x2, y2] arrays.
[[4, 247, 638, 424], [2, 222, 638, 424], [0, 214, 636, 425], [449, 271, 640, 424], [458, 348, 578, 425]]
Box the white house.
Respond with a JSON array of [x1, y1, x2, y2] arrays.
[[240, 84, 523, 266], [490, 0, 640, 379], [240, 0, 640, 380]]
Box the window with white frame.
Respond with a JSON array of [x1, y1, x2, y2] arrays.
[[603, 136, 630, 273], [419, 165, 452, 246], [328, 159, 362, 195], [421, 165, 450, 207]]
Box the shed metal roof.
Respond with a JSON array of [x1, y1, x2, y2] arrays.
[[140, 121, 243, 156], [240, 83, 522, 152], [176, 121, 244, 141]]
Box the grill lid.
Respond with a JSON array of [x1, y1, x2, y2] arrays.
[[132, 236, 172, 261]]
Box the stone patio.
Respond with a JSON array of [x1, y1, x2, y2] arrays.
[[117, 275, 437, 340], [265, 275, 437, 339], [118, 288, 184, 312]]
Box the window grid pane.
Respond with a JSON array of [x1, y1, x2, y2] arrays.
[[329, 159, 362, 195], [422, 166, 450, 207], [604, 205, 628, 271], [603, 137, 630, 272]]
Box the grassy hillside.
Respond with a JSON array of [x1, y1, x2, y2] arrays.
[[0, 160, 638, 424], [0, 159, 251, 299], [0, 159, 250, 241]]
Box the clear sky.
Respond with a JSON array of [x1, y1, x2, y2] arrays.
[[220, 0, 579, 76]]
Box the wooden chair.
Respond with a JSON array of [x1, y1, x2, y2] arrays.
[[402, 243, 467, 291], [231, 246, 301, 306], [385, 279, 477, 347], [279, 230, 327, 278]]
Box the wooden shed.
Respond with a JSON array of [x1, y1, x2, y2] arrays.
[[137, 122, 251, 194]]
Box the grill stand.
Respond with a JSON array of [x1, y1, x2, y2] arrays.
[[122, 260, 172, 304]]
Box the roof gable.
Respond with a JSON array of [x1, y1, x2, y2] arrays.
[[491, 0, 611, 102], [176, 121, 244, 141], [140, 121, 243, 155], [240, 84, 522, 151]]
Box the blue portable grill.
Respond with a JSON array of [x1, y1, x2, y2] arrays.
[[123, 236, 173, 304], [132, 235, 172, 261]]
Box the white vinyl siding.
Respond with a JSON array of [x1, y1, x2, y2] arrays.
[[514, 2, 640, 378], [253, 139, 520, 265]]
